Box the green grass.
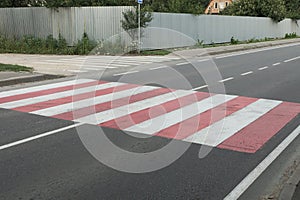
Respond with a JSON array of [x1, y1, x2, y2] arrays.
[[140, 49, 170, 56], [0, 63, 33, 72]]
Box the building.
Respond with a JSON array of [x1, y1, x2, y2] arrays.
[[205, 0, 233, 14]]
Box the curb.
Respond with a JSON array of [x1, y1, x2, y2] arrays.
[[206, 39, 299, 56], [171, 38, 300, 58], [0, 74, 65, 87], [279, 161, 300, 200]]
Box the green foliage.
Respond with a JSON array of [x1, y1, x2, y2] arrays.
[[285, 32, 298, 38], [74, 32, 97, 54], [285, 0, 300, 20], [222, 0, 287, 22], [121, 7, 153, 40], [0, 63, 33, 72], [230, 36, 239, 44], [0, 32, 97, 55]]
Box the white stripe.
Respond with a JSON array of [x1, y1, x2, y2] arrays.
[[192, 85, 208, 91], [176, 62, 189, 66], [219, 77, 234, 83], [125, 94, 237, 135], [258, 66, 268, 71], [284, 56, 300, 63], [241, 71, 253, 76], [149, 66, 168, 70], [113, 71, 139, 76], [224, 125, 300, 200], [68, 70, 88, 73], [32, 86, 157, 116], [0, 79, 93, 98], [0, 123, 84, 151], [273, 62, 281, 66], [0, 82, 122, 109], [84, 67, 104, 71], [184, 99, 282, 146], [76, 90, 194, 125]]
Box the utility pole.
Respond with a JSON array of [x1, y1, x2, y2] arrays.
[[137, 0, 143, 54]]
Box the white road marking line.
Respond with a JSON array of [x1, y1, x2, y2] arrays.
[[283, 56, 300, 63], [68, 70, 88, 73], [219, 77, 234, 83], [32, 86, 156, 116], [149, 66, 168, 70], [84, 68, 104, 71], [0, 123, 84, 151], [197, 59, 210, 62], [125, 94, 237, 135], [82, 65, 118, 69], [184, 99, 282, 146], [0, 82, 122, 109], [192, 85, 208, 91], [113, 71, 139, 76], [224, 125, 300, 200], [0, 79, 93, 98], [176, 62, 189, 66], [76, 90, 193, 125], [241, 71, 253, 76], [273, 62, 281, 66], [258, 66, 269, 71]]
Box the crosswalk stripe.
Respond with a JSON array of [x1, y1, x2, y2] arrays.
[[0, 78, 298, 154], [36, 86, 160, 117], [155, 96, 258, 140], [0, 82, 121, 109], [0, 79, 93, 98], [53, 87, 171, 121], [184, 99, 282, 147], [75, 90, 193, 125], [14, 83, 137, 113], [218, 101, 300, 153], [100, 92, 211, 130], [124, 94, 237, 135]]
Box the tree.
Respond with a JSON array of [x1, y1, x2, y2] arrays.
[[221, 0, 286, 22], [285, 0, 300, 20], [121, 7, 153, 40]]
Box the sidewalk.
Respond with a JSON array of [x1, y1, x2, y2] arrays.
[[0, 38, 300, 85]]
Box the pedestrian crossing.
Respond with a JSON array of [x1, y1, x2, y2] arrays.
[[1, 79, 299, 153], [34, 56, 181, 73]]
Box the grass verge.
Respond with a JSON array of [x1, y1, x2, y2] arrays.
[[0, 63, 33, 72]]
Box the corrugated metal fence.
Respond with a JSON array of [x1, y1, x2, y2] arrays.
[[0, 7, 299, 48], [0, 6, 132, 45]]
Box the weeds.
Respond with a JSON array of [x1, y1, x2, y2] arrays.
[[285, 32, 298, 39], [0, 33, 97, 55]]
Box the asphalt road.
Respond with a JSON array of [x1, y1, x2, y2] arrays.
[[0, 43, 300, 200]]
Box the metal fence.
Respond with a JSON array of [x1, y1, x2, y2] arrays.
[[0, 7, 299, 48], [0, 6, 132, 45], [147, 13, 300, 47]]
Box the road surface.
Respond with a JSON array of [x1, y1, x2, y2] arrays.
[[0, 43, 300, 199]]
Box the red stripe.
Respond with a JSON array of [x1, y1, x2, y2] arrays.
[[0, 80, 103, 104], [13, 84, 137, 112], [155, 96, 258, 140], [53, 88, 173, 121], [99, 92, 211, 129], [218, 102, 300, 153]]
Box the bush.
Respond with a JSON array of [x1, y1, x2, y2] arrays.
[[230, 36, 239, 45], [285, 32, 298, 39], [0, 33, 97, 55]]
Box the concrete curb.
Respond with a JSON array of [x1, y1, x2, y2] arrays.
[[0, 74, 65, 87], [279, 163, 300, 200], [171, 38, 300, 58]]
